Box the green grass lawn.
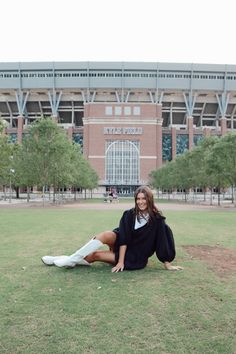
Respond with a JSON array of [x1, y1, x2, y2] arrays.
[[0, 208, 235, 354]]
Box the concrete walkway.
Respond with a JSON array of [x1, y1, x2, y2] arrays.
[[0, 198, 235, 211]]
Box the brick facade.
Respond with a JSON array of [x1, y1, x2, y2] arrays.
[[83, 103, 162, 184]]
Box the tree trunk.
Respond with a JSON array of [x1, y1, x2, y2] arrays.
[[231, 185, 234, 204], [192, 189, 195, 203], [27, 186, 30, 202], [3, 186, 6, 201], [42, 185, 45, 207], [16, 186, 20, 199], [232, 185, 236, 207], [53, 186, 56, 203], [217, 188, 221, 206]]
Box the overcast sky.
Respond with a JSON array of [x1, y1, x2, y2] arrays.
[[1, 0, 235, 65]]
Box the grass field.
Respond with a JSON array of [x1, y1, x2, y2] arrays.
[[0, 207, 235, 354]]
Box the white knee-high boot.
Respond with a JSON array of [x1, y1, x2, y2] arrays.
[[41, 255, 66, 266], [54, 238, 103, 268]]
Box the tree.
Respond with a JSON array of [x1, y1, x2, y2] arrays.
[[0, 123, 14, 199], [15, 118, 75, 202], [13, 118, 99, 202], [150, 161, 177, 199], [13, 143, 39, 201], [207, 133, 236, 205], [70, 143, 98, 199], [0, 119, 5, 133], [149, 135, 224, 205]]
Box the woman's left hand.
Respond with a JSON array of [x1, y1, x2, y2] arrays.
[[164, 262, 183, 271], [112, 262, 124, 273]]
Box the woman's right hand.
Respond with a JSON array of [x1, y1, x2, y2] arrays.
[[111, 262, 124, 273]]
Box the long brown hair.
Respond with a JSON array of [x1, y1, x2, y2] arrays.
[[134, 186, 162, 221]]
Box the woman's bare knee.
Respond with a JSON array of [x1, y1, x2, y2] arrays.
[[94, 231, 116, 245], [86, 250, 107, 262], [85, 250, 115, 265], [85, 251, 102, 263], [85, 252, 96, 263]]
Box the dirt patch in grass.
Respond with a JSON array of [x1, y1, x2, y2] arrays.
[[183, 245, 236, 278]]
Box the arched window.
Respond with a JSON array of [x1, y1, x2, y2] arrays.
[[105, 140, 140, 185]]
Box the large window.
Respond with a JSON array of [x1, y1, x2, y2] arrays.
[[105, 140, 140, 185]]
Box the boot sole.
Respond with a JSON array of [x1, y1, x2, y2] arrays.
[[41, 258, 54, 266]]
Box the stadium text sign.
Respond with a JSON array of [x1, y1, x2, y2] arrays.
[[103, 127, 143, 135]]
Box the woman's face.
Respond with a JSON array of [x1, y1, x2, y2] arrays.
[[136, 192, 148, 212]]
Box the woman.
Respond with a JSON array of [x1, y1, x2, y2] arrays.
[[42, 186, 182, 272]]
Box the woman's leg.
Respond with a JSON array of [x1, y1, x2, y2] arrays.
[[85, 250, 116, 265], [93, 231, 117, 251], [53, 231, 117, 268]]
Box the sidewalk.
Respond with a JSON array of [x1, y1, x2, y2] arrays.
[[0, 198, 235, 211]]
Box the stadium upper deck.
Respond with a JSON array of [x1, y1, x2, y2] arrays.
[[0, 61, 236, 129]]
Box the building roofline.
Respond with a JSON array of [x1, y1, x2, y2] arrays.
[[0, 61, 235, 72]]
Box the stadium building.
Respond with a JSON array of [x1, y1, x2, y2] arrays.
[[1, 61, 236, 194]]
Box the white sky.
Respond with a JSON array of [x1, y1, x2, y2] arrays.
[[1, 0, 236, 65]]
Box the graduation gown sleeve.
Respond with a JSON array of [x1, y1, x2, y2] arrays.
[[155, 217, 176, 263], [117, 209, 134, 246]]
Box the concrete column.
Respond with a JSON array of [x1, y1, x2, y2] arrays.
[[171, 126, 176, 160], [83, 103, 89, 118], [155, 104, 162, 118], [187, 116, 194, 150], [82, 103, 89, 158], [17, 116, 24, 144], [51, 115, 58, 123], [67, 126, 73, 141], [220, 117, 227, 136], [156, 118, 163, 169], [82, 119, 89, 158], [203, 126, 211, 137]]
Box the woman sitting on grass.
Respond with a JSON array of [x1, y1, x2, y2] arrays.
[[42, 186, 183, 272]]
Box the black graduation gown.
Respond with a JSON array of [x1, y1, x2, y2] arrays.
[[113, 208, 176, 270]]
